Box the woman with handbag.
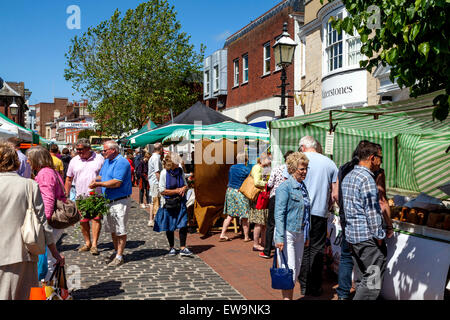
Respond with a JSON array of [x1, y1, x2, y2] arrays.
[[248, 153, 271, 252], [27, 146, 68, 282], [219, 151, 251, 242], [0, 142, 64, 300], [274, 152, 311, 300], [153, 152, 193, 257]]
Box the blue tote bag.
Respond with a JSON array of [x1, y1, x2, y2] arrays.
[[270, 249, 295, 290]]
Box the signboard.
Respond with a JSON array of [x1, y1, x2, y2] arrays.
[[321, 69, 368, 109], [325, 132, 334, 155], [58, 122, 95, 129]]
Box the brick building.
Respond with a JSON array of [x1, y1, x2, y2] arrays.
[[295, 0, 409, 113], [0, 81, 30, 127], [204, 0, 305, 124], [33, 98, 74, 137]]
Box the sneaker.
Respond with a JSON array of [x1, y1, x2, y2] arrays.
[[105, 252, 116, 264], [168, 248, 178, 256], [147, 220, 154, 227], [258, 252, 270, 259], [90, 246, 99, 256], [179, 248, 193, 257], [108, 257, 124, 267], [140, 204, 146, 209]]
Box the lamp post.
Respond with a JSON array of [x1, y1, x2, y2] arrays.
[[273, 22, 297, 119]]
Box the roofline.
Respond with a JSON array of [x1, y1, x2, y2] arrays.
[[224, 0, 304, 47]]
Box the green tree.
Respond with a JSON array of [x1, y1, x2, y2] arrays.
[[64, 0, 205, 137], [77, 129, 97, 140], [325, 0, 449, 120]]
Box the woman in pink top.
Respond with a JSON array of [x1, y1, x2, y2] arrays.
[[27, 146, 66, 281]]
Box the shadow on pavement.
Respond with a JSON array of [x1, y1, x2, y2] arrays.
[[96, 240, 146, 252], [190, 245, 214, 255], [124, 248, 167, 262], [73, 280, 124, 300]]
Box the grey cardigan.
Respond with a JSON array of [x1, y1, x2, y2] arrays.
[[0, 172, 54, 267]]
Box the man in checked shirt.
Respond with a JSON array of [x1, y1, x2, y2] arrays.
[[341, 141, 387, 300]]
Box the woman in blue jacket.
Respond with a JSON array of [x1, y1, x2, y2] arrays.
[[274, 152, 311, 300]]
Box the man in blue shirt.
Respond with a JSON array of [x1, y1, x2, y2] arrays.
[[90, 140, 132, 267], [298, 136, 338, 297], [341, 141, 387, 300]]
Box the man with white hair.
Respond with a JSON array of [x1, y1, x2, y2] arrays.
[[298, 136, 338, 297], [89, 140, 132, 267]]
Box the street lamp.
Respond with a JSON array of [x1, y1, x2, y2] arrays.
[[9, 98, 19, 115], [273, 22, 297, 119]]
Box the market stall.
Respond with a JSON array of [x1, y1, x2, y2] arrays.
[[128, 101, 239, 148], [0, 111, 38, 143], [269, 91, 450, 300], [163, 122, 270, 235]]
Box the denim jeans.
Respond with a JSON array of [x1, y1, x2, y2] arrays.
[[336, 235, 354, 299]]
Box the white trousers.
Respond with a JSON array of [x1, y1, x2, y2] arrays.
[[275, 229, 305, 284]]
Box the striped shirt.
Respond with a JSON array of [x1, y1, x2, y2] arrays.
[[341, 165, 385, 244]]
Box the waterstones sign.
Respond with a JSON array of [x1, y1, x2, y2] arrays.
[[321, 70, 367, 109]]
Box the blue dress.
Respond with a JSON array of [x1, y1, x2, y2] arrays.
[[153, 167, 188, 232]]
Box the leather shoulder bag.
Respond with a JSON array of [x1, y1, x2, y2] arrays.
[[49, 170, 80, 229]]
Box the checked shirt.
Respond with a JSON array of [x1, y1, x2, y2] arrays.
[[341, 165, 385, 244]]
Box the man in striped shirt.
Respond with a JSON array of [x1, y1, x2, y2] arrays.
[[341, 141, 387, 300]]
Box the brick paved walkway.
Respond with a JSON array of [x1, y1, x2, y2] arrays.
[[130, 188, 340, 301], [58, 200, 244, 300]]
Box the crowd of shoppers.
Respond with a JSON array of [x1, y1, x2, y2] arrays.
[[0, 132, 393, 300]]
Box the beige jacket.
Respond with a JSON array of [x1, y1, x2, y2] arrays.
[[0, 172, 54, 267]]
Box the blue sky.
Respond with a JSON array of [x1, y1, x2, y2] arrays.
[[0, 0, 280, 105]]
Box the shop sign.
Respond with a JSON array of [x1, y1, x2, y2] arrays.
[[58, 122, 95, 129], [321, 70, 367, 109]]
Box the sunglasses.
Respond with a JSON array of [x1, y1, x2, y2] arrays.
[[373, 154, 383, 162], [76, 148, 85, 152]]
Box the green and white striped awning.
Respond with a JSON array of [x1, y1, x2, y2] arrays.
[[162, 122, 269, 144], [270, 91, 450, 200]]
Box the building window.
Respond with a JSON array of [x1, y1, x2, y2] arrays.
[[233, 59, 239, 87], [242, 54, 249, 83], [204, 71, 210, 95], [213, 65, 219, 92], [347, 34, 362, 66], [325, 13, 343, 72], [263, 43, 271, 75], [301, 37, 306, 77], [323, 9, 363, 76]]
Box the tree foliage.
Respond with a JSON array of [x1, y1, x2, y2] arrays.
[[324, 0, 450, 120], [64, 0, 205, 137], [77, 129, 97, 140]]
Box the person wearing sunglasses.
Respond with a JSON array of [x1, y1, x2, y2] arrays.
[[65, 139, 104, 255], [89, 141, 132, 267], [341, 141, 388, 300]]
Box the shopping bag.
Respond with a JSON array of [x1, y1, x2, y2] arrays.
[[37, 247, 48, 281], [30, 265, 73, 300], [270, 249, 295, 290], [239, 175, 261, 202], [255, 186, 270, 210]]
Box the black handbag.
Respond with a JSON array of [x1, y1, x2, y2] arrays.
[[164, 196, 182, 210], [270, 248, 295, 290]]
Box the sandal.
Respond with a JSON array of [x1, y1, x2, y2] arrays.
[[78, 244, 91, 252], [243, 239, 252, 242], [219, 236, 231, 242]]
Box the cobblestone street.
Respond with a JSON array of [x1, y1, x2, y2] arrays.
[[58, 200, 244, 300]]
